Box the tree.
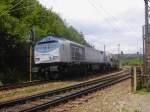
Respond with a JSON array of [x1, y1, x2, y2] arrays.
[[0, 0, 86, 84]]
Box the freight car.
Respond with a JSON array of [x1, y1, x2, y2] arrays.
[[33, 36, 118, 79]]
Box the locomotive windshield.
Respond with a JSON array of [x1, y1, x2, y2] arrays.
[[35, 40, 59, 53]]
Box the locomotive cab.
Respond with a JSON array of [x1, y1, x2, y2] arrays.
[[34, 37, 60, 64]]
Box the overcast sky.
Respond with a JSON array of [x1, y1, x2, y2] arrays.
[[38, 0, 144, 54]]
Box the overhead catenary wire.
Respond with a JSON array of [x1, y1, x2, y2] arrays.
[[0, 0, 36, 17], [10, 0, 20, 4], [89, 0, 135, 34], [0, 0, 24, 17], [87, 0, 122, 53], [87, 0, 121, 34], [9, 4, 36, 13], [93, 0, 137, 33], [87, 0, 141, 53], [95, 0, 143, 53], [0, 1, 36, 17]]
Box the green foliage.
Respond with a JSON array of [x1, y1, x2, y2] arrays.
[[121, 107, 129, 112], [137, 88, 150, 95], [120, 57, 143, 66], [0, 0, 85, 43], [0, 0, 86, 84]]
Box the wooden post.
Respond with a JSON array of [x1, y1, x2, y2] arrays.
[[29, 45, 32, 82], [28, 26, 35, 82], [133, 66, 137, 93]]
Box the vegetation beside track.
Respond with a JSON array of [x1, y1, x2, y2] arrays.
[[136, 88, 150, 95], [120, 57, 143, 66]]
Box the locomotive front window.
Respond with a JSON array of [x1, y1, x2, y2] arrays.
[[35, 41, 60, 53]]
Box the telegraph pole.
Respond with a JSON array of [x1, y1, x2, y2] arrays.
[[144, 0, 150, 87]]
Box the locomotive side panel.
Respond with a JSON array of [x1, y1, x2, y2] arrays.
[[85, 47, 104, 63], [59, 41, 71, 62], [70, 43, 85, 62]]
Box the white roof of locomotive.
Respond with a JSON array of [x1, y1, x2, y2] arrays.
[[36, 36, 84, 47], [36, 36, 106, 53], [36, 36, 63, 44]]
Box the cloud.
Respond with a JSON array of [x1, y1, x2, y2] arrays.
[[38, 0, 144, 54]]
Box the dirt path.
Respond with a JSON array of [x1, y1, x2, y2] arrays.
[[139, 94, 150, 112]]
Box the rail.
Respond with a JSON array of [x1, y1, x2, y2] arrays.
[[0, 80, 49, 91], [0, 70, 130, 112]]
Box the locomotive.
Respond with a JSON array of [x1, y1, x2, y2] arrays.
[[33, 36, 118, 79]]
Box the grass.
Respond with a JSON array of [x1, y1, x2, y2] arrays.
[[136, 88, 150, 95], [134, 110, 141, 112], [120, 107, 141, 112], [121, 107, 129, 112], [0, 91, 18, 99], [0, 81, 3, 86], [120, 57, 143, 66]]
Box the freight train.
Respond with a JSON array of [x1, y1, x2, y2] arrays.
[[33, 36, 119, 79]]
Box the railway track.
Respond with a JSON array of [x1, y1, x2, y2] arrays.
[[0, 70, 121, 91], [0, 80, 49, 91], [0, 70, 130, 112]]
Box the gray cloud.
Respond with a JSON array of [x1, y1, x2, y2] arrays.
[[68, 8, 144, 54], [38, 0, 144, 54]]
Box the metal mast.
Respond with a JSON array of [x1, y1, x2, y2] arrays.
[[144, 0, 150, 86]]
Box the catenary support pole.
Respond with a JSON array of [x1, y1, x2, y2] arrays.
[[143, 0, 150, 87]]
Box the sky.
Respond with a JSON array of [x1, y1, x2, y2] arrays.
[[38, 0, 144, 54]]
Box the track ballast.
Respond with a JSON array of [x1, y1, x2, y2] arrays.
[[0, 70, 130, 112], [0, 80, 51, 91]]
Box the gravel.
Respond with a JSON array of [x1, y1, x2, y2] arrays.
[[0, 81, 78, 102], [0, 71, 117, 102], [47, 79, 133, 112]]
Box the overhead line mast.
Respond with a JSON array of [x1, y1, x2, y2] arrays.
[[144, 0, 150, 86]]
